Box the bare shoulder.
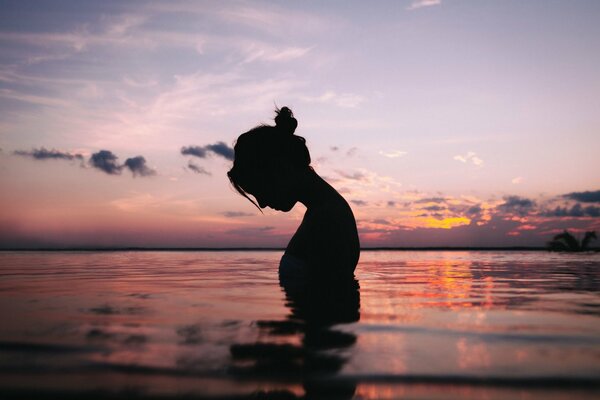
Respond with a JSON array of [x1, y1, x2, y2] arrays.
[[307, 195, 356, 229], [305, 197, 360, 271]]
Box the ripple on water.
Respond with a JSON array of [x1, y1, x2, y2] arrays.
[[0, 250, 599, 399]]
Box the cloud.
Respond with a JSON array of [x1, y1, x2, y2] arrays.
[[215, 5, 332, 37], [543, 204, 600, 218], [454, 151, 483, 166], [187, 161, 211, 175], [0, 87, 72, 107], [222, 211, 255, 218], [348, 185, 592, 241], [407, 0, 442, 11], [15, 147, 156, 177], [205, 142, 234, 161], [89, 150, 155, 177], [431, 213, 446, 220], [379, 150, 407, 158], [240, 43, 313, 64], [403, 192, 600, 237], [564, 190, 600, 203], [181, 141, 234, 161], [372, 218, 392, 225], [319, 188, 596, 245], [512, 176, 524, 184], [226, 226, 275, 236], [335, 170, 368, 181], [89, 150, 122, 175], [414, 197, 447, 204], [466, 204, 483, 216], [123, 156, 156, 177], [423, 205, 445, 211], [351, 200, 368, 206], [318, 145, 357, 160], [411, 195, 487, 226], [300, 90, 365, 108], [181, 146, 208, 158], [13, 147, 84, 161], [497, 196, 536, 217]]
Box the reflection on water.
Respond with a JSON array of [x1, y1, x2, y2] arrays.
[[230, 274, 360, 398], [0, 251, 599, 399]]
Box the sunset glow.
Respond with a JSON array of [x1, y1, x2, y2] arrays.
[[0, 0, 599, 248]]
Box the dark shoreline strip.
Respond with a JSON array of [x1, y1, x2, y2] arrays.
[[0, 368, 598, 389]]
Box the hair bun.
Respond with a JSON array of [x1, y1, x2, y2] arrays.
[[274, 106, 298, 135]]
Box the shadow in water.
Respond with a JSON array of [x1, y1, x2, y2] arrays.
[[230, 274, 360, 399]]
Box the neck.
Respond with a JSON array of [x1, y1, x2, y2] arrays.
[[296, 169, 338, 210]]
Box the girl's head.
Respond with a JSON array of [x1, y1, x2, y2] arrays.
[[227, 107, 311, 211]]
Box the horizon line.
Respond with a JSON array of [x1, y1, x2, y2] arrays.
[[3, 246, 597, 252]]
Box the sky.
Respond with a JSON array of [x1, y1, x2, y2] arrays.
[[0, 0, 599, 248]]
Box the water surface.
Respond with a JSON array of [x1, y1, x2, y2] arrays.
[[0, 251, 599, 399]]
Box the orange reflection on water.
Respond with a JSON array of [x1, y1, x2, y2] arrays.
[[359, 257, 499, 327], [424, 260, 475, 309], [355, 383, 408, 399]]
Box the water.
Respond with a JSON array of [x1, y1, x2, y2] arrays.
[[0, 250, 599, 399]]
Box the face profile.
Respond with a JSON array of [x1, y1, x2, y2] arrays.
[[228, 107, 360, 279], [239, 168, 298, 211]]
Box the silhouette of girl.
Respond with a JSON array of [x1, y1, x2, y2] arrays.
[[228, 107, 360, 280]]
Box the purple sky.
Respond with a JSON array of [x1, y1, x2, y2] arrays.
[[1, 0, 599, 248]]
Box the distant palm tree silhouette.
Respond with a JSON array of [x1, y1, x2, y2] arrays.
[[547, 230, 597, 252], [582, 231, 598, 251]]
